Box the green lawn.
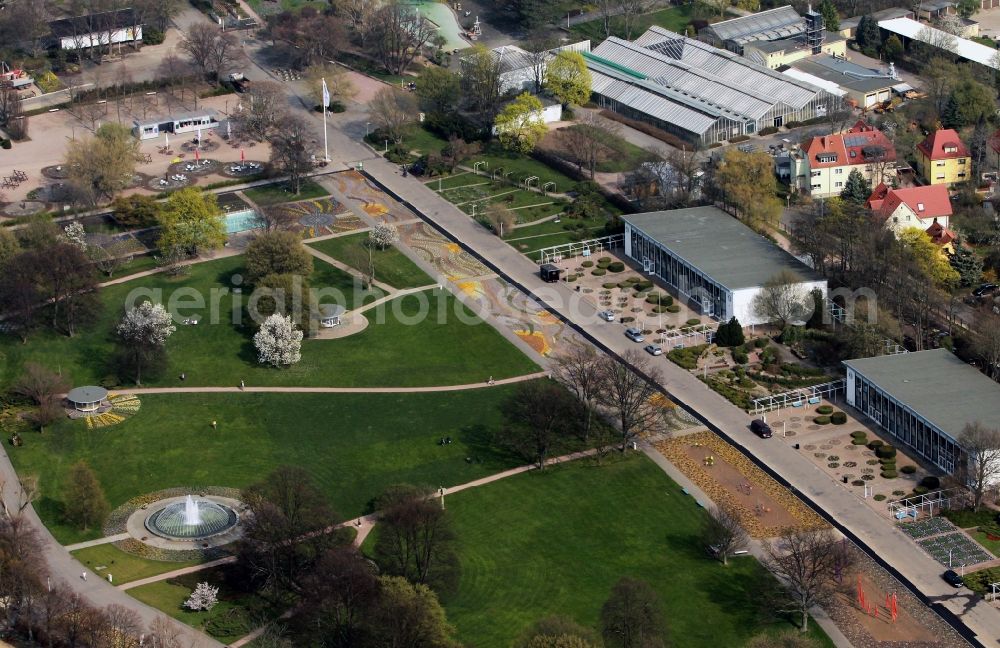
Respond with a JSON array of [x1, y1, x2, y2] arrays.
[[243, 179, 328, 206], [400, 126, 450, 156], [308, 234, 434, 290], [0, 256, 538, 389], [570, 5, 693, 43], [12, 388, 529, 544], [72, 544, 202, 584], [310, 256, 385, 309], [469, 146, 581, 193], [441, 455, 833, 648], [972, 530, 1000, 558], [129, 566, 285, 644]]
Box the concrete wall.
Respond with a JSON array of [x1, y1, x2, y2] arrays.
[[732, 278, 827, 326]]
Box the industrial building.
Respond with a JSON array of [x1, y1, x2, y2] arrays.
[[585, 26, 837, 145], [878, 17, 998, 70], [844, 349, 1000, 475], [743, 32, 847, 69], [785, 55, 901, 109], [622, 206, 827, 325]]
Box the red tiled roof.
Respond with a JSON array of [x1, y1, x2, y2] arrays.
[[870, 184, 952, 222], [917, 129, 969, 160], [926, 221, 957, 246], [805, 129, 896, 170], [849, 120, 875, 133], [865, 182, 891, 211]]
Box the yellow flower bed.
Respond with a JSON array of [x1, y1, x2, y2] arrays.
[[83, 394, 141, 429], [656, 430, 827, 538], [514, 330, 551, 357]]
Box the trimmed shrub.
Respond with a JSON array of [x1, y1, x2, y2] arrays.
[[567, 275, 577, 282], [602, 282, 618, 289], [851, 438, 868, 445], [666, 304, 680, 313], [814, 416, 830, 425], [867, 440, 884, 449], [591, 268, 607, 276], [852, 480, 865, 486], [830, 411, 847, 425], [732, 349, 748, 364], [598, 256, 612, 264], [873, 494, 887, 501], [607, 262, 625, 272], [900, 465, 917, 474], [730, 135, 751, 143], [624, 276, 640, 283], [850, 431, 867, 439], [621, 316, 634, 323], [816, 405, 833, 415], [685, 318, 701, 326], [758, 126, 780, 136], [582, 260, 594, 267], [652, 305, 669, 313], [754, 337, 769, 348], [876, 445, 897, 460], [920, 476, 940, 490], [913, 486, 929, 495]]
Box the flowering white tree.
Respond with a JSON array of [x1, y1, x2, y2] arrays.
[[184, 582, 219, 611], [64, 222, 87, 250], [369, 222, 399, 250], [254, 313, 302, 366], [117, 302, 176, 385]]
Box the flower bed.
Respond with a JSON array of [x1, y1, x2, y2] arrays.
[[85, 394, 141, 429], [917, 533, 992, 567], [655, 431, 825, 537], [897, 517, 955, 539]]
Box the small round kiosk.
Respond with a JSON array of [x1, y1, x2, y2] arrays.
[[66, 386, 109, 412]]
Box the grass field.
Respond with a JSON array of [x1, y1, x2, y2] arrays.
[[128, 566, 285, 644], [0, 256, 538, 389], [441, 455, 833, 648], [308, 234, 434, 290], [570, 5, 694, 43], [72, 545, 202, 584], [243, 179, 328, 206], [12, 388, 529, 544], [310, 256, 385, 308]]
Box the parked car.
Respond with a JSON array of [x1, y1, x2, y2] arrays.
[[973, 283, 998, 298], [624, 328, 645, 343], [644, 344, 663, 356], [598, 310, 616, 322], [942, 570, 964, 588], [750, 419, 772, 438]]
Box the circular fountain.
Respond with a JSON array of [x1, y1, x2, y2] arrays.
[[144, 495, 239, 541]]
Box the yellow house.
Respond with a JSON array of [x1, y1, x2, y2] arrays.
[[916, 129, 971, 186], [742, 32, 847, 70]]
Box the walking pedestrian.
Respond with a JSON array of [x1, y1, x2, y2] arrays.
[[211, 420, 217, 430], [81, 571, 87, 581], [240, 380, 245, 390], [488, 375, 494, 386]]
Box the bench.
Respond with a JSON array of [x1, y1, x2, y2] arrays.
[[681, 487, 690, 495], [808, 396, 820, 405], [792, 400, 803, 408]]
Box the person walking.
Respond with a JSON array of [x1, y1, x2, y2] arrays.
[[240, 380, 245, 390], [81, 571, 87, 581]]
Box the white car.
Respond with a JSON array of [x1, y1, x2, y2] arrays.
[[598, 310, 615, 322], [644, 344, 663, 356]]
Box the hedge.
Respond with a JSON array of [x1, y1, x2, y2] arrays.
[[814, 416, 830, 425], [900, 465, 917, 474], [876, 445, 897, 459], [830, 411, 847, 425], [607, 262, 625, 272], [816, 405, 833, 415], [729, 135, 751, 143], [758, 126, 779, 136], [591, 268, 607, 276]]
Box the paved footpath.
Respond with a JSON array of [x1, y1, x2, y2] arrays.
[[355, 154, 1000, 646]]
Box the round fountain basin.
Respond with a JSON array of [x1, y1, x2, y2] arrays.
[[144, 499, 239, 540]]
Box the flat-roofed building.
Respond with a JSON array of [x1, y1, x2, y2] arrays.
[[622, 206, 827, 324], [844, 349, 1000, 475], [699, 6, 806, 54]]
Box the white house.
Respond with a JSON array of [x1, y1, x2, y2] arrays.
[[133, 111, 220, 140], [622, 206, 827, 325], [866, 183, 953, 233], [49, 9, 142, 51]]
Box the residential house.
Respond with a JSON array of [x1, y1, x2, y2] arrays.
[[866, 183, 953, 234], [804, 122, 896, 197], [916, 129, 970, 186], [926, 220, 958, 253]]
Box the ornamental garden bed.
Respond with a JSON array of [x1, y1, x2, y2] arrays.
[[917, 532, 993, 567]]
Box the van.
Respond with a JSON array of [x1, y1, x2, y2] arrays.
[[750, 419, 772, 438]]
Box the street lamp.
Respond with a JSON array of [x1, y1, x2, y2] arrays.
[[365, 122, 371, 136], [384, 139, 388, 153]]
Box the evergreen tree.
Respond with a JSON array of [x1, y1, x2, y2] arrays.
[[715, 317, 745, 347], [882, 35, 904, 62], [951, 242, 984, 287], [819, 0, 839, 32], [856, 16, 881, 52], [941, 94, 962, 129], [840, 169, 871, 204]]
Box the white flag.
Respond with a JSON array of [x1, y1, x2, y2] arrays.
[[322, 78, 330, 107]]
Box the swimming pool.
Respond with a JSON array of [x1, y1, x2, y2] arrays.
[[221, 209, 261, 234]]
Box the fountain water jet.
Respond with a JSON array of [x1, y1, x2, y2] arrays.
[[184, 495, 201, 525]]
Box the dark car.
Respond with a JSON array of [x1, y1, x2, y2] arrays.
[[750, 419, 772, 438], [942, 570, 964, 588], [973, 283, 999, 298]]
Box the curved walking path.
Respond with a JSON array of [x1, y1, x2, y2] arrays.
[[353, 284, 438, 314], [109, 371, 549, 395]]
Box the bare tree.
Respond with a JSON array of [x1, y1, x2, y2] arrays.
[[368, 87, 419, 144], [600, 576, 666, 648], [460, 45, 504, 121], [268, 116, 314, 195], [232, 81, 287, 141], [556, 119, 614, 179], [701, 505, 748, 566], [334, 0, 380, 45], [89, 238, 136, 278], [552, 344, 605, 440], [368, 1, 437, 76], [180, 23, 243, 82], [485, 204, 516, 237], [618, 0, 650, 40], [597, 350, 666, 451], [500, 379, 578, 468], [763, 528, 841, 633], [752, 270, 811, 329], [975, 315, 1000, 380], [958, 421, 1000, 510], [12, 363, 68, 406]]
